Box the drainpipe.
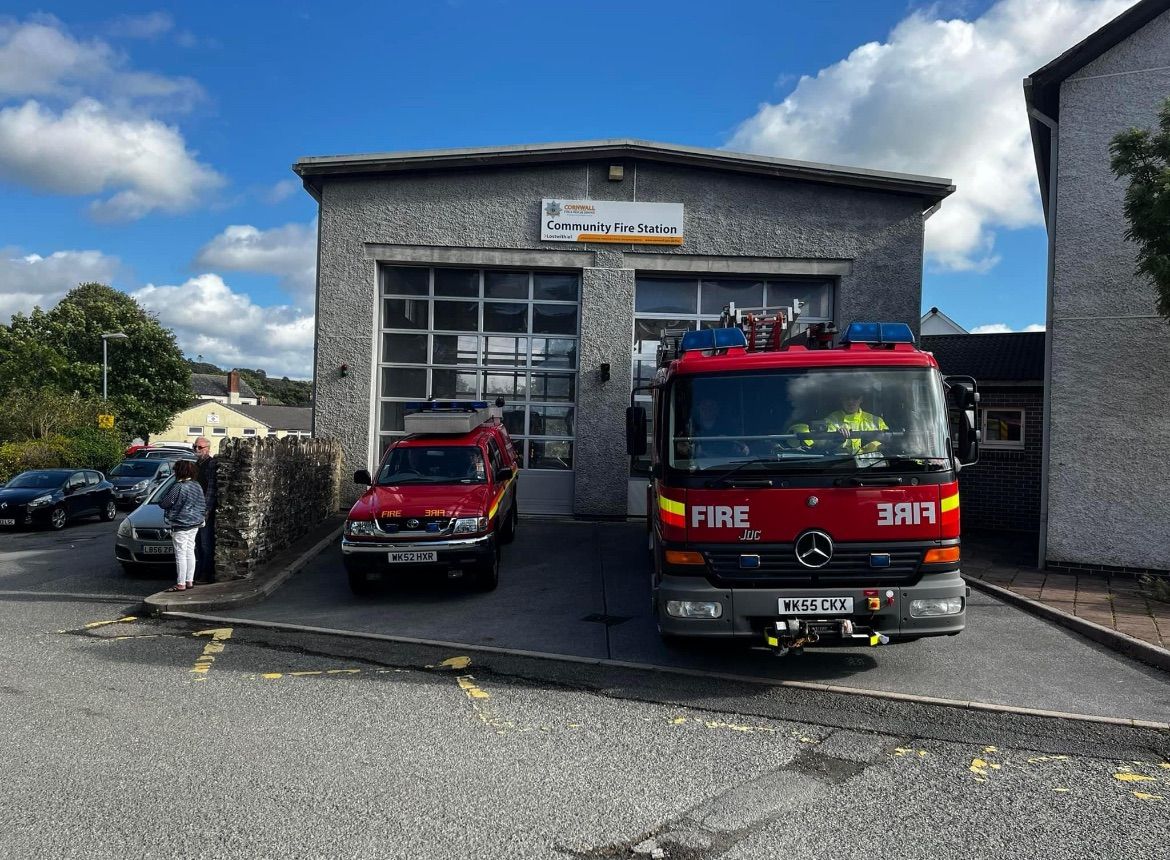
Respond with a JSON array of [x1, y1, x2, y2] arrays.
[[1029, 105, 1058, 571]]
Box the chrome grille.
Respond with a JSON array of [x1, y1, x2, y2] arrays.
[[374, 517, 454, 535], [134, 527, 172, 541]]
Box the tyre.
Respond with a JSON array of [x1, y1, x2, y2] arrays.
[[49, 506, 67, 531], [99, 499, 117, 522], [347, 567, 377, 597], [499, 503, 517, 545], [471, 541, 500, 592]]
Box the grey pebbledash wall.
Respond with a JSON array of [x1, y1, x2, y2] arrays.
[[310, 152, 938, 516], [214, 437, 342, 580], [1046, 9, 1170, 571]]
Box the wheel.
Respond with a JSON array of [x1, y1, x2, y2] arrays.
[[49, 506, 67, 531], [499, 503, 517, 545], [347, 567, 377, 597], [471, 541, 500, 592], [99, 499, 117, 522]]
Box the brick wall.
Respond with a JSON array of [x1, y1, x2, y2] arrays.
[[215, 437, 342, 580], [957, 387, 1043, 533]]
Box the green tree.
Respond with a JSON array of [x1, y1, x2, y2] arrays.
[[0, 283, 191, 438], [1109, 98, 1170, 321]]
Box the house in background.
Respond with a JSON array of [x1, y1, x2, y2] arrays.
[[157, 400, 312, 445], [922, 332, 1045, 534], [1025, 0, 1170, 573], [920, 307, 967, 336], [192, 370, 259, 406]]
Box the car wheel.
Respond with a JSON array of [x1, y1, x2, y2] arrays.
[[49, 506, 67, 531], [99, 499, 117, 522], [347, 567, 377, 597], [499, 504, 517, 545], [471, 541, 500, 592]]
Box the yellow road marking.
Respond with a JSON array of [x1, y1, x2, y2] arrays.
[[1054, 787, 1070, 793], [190, 628, 232, 682], [456, 675, 490, 700], [969, 757, 1002, 781], [84, 616, 137, 629], [1026, 755, 1070, 764], [893, 748, 928, 758], [1114, 772, 1156, 783], [1133, 791, 1164, 801]]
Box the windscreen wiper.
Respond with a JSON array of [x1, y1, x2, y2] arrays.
[[703, 453, 833, 487]]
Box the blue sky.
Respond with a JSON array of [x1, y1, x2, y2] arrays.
[[0, 1, 1139, 376]]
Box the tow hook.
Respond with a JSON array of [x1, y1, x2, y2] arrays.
[[763, 618, 890, 654]]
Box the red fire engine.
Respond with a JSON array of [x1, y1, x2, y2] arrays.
[[627, 306, 979, 655]]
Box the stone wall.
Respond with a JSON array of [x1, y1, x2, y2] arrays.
[[214, 437, 342, 580]]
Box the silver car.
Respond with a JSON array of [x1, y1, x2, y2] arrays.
[[114, 476, 182, 575]]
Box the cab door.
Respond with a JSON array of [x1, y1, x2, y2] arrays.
[[64, 472, 90, 518], [486, 437, 515, 522]]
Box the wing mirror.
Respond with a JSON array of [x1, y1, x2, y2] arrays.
[[354, 469, 373, 486], [494, 467, 514, 483], [626, 406, 648, 457]]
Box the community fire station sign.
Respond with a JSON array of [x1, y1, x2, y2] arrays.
[[541, 199, 684, 245]]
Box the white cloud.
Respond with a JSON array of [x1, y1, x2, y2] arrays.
[[727, 0, 1136, 271], [132, 274, 314, 378], [194, 221, 317, 307], [970, 322, 1046, 333], [0, 246, 122, 320], [106, 12, 174, 40], [0, 99, 223, 220], [263, 178, 301, 204]]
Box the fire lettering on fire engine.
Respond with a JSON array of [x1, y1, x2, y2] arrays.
[[876, 501, 936, 526], [692, 505, 750, 529]]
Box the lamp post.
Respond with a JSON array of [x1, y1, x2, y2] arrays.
[[101, 332, 129, 400]]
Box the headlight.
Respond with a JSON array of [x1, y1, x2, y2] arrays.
[[117, 518, 132, 538], [909, 597, 964, 617], [452, 517, 488, 534], [345, 519, 376, 537], [131, 480, 149, 491], [28, 494, 52, 509]]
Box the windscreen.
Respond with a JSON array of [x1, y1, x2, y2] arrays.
[[669, 367, 949, 474], [111, 461, 161, 478], [377, 446, 486, 485], [5, 472, 64, 489]]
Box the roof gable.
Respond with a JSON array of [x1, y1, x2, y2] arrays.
[[293, 138, 954, 210]]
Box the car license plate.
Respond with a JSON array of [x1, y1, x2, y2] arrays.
[[0, 518, 15, 526], [142, 545, 174, 555], [778, 596, 854, 615], [388, 550, 438, 563]]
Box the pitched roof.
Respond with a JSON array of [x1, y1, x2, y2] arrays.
[[293, 138, 955, 210], [921, 332, 1046, 382], [191, 372, 258, 400], [919, 306, 968, 335], [1025, 0, 1170, 216], [233, 404, 313, 431]]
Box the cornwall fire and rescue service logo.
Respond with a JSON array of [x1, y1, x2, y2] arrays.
[[544, 200, 562, 218], [794, 530, 833, 568]]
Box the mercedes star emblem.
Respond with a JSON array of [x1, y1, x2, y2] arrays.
[[407, 519, 420, 529], [794, 530, 833, 568]]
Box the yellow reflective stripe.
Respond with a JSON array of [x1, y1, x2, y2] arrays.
[[941, 493, 960, 513], [659, 496, 685, 516], [489, 476, 514, 519]]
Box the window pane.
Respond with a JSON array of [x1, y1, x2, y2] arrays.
[[379, 401, 407, 432], [531, 338, 576, 369], [434, 268, 479, 297], [530, 372, 575, 402], [533, 303, 578, 335], [381, 367, 427, 398], [529, 440, 573, 470], [501, 406, 525, 437], [985, 410, 1023, 443], [484, 270, 528, 299], [483, 302, 529, 333], [634, 318, 691, 346], [766, 280, 833, 320], [382, 333, 427, 364], [635, 278, 697, 314], [431, 369, 478, 399], [484, 336, 527, 366], [383, 267, 428, 296], [700, 279, 765, 315], [530, 405, 574, 437], [483, 371, 526, 398], [433, 300, 479, 331], [382, 298, 430, 330], [534, 273, 579, 301], [432, 334, 479, 365]]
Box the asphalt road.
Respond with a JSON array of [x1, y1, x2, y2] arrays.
[[2, 515, 1169, 859], [208, 518, 1170, 723]]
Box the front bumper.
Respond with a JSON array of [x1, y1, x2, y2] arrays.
[[656, 570, 967, 641], [113, 488, 149, 508], [341, 535, 494, 573], [114, 532, 175, 565], [0, 504, 51, 527]]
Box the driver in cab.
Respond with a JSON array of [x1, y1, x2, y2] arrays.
[[824, 387, 889, 456]]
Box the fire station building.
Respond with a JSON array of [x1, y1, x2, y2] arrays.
[[295, 140, 953, 516]]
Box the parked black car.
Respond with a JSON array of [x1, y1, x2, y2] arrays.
[[0, 469, 117, 530], [108, 459, 176, 509]]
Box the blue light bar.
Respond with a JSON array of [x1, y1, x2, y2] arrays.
[[680, 327, 748, 353], [403, 400, 489, 412], [840, 322, 916, 346]]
